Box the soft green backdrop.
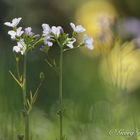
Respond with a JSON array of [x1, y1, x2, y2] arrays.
[[1, 0, 140, 140]]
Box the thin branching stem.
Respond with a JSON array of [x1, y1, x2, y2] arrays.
[[16, 57, 21, 82], [56, 39, 64, 140], [44, 37, 64, 140], [23, 53, 27, 107], [22, 52, 30, 140]]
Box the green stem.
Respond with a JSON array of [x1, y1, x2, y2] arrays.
[[25, 112, 30, 140], [23, 53, 27, 105], [59, 45, 63, 140], [22, 53, 30, 140], [63, 42, 84, 52]]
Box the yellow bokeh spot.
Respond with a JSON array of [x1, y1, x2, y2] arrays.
[[75, 0, 118, 56], [100, 41, 140, 92]]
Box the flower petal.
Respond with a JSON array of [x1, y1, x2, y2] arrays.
[[70, 23, 76, 31], [67, 38, 76, 48], [16, 27, 24, 37], [42, 24, 51, 36], [12, 17, 22, 27], [70, 22, 86, 33], [8, 30, 16, 39], [13, 45, 20, 53], [24, 27, 34, 36], [4, 22, 13, 27], [83, 35, 94, 50]]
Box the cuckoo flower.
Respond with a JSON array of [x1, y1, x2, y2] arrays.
[[4, 17, 22, 28], [42, 24, 51, 36], [51, 26, 63, 38], [24, 27, 34, 36], [5, 17, 47, 140], [70, 22, 86, 33], [8, 27, 24, 40], [44, 35, 53, 47], [13, 39, 26, 55], [4, 17, 95, 140], [83, 35, 94, 50]]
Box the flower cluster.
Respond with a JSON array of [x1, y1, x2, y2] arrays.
[[4, 17, 94, 55], [4, 17, 38, 55], [41, 22, 94, 51]]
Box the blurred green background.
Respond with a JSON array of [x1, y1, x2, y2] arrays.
[[1, 0, 140, 139]]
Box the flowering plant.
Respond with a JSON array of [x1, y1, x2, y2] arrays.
[[4, 17, 94, 140], [4, 17, 44, 140]]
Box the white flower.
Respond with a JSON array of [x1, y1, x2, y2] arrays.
[[8, 30, 16, 40], [83, 35, 94, 50], [42, 24, 51, 36], [13, 39, 26, 55], [70, 22, 86, 33], [8, 27, 24, 40], [51, 26, 63, 38], [24, 27, 34, 36], [44, 35, 53, 47], [16, 27, 24, 37], [4, 17, 22, 28], [13, 45, 20, 53], [66, 38, 76, 48]]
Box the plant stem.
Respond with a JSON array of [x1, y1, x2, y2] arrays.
[[23, 53, 27, 105], [22, 53, 30, 140], [59, 46, 63, 140], [24, 112, 30, 140]]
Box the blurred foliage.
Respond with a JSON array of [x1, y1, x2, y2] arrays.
[[100, 40, 140, 93]]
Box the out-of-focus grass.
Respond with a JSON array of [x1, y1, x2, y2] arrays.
[[0, 40, 21, 139], [100, 40, 140, 93], [1, 45, 140, 140]]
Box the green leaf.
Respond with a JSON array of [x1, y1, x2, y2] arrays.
[[59, 33, 68, 45], [45, 59, 54, 68], [9, 71, 22, 87], [26, 99, 32, 111], [30, 90, 33, 104]]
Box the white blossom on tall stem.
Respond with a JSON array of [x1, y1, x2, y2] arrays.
[[4, 17, 95, 140], [70, 22, 86, 33], [83, 34, 94, 50], [4, 17, 22, 28], [8, 27, 24, 40]]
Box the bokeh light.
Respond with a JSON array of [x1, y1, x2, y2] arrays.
[[100, 40, 140, 93], [75, 0, 118, 56]]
